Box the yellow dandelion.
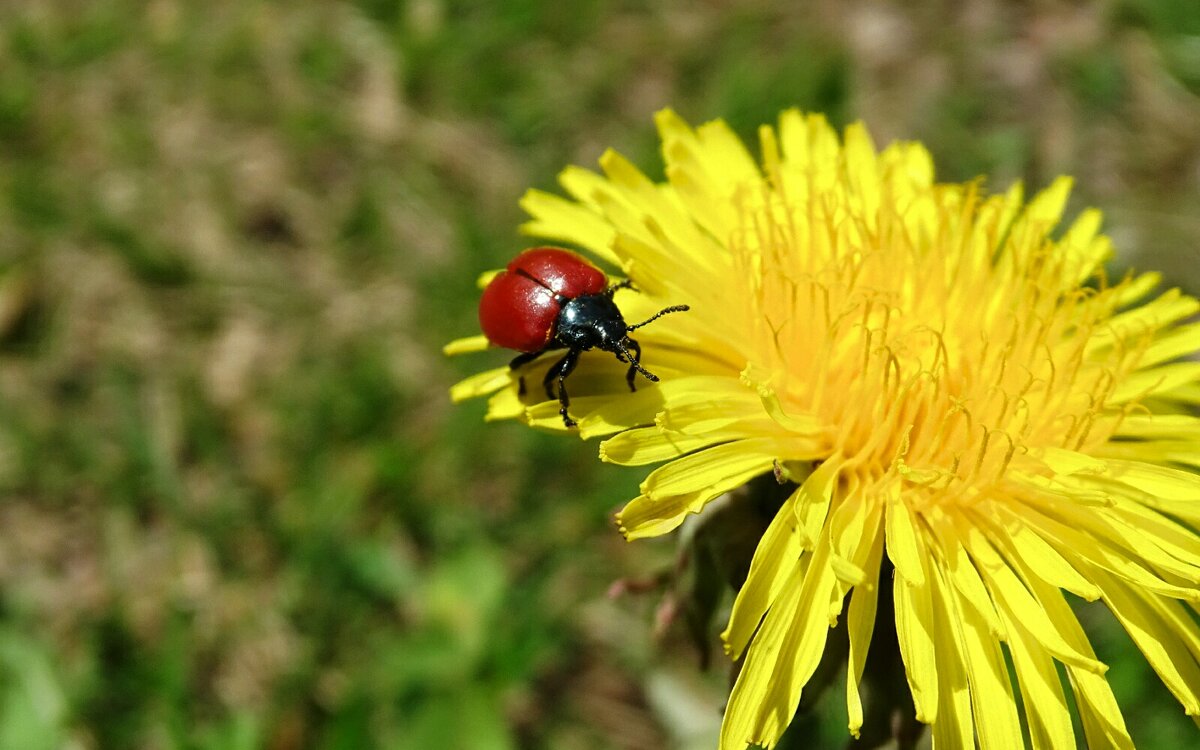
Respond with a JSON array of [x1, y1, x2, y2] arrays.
[[448, 109, 1200, 748]]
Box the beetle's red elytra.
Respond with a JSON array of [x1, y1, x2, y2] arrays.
[[477, 247, 689, 427], [478, 248, 607, 352]]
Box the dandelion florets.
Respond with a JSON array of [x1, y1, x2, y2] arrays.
[[448, 109, 1200, 749]]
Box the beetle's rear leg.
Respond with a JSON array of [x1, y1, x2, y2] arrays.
[[543, 349, 581, 427], [509, 346, 559, 397]]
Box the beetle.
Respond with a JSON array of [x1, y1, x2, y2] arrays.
[[478, 247, 689, 427]]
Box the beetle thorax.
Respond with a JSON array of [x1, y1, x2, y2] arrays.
[[555, 294, 627, 352]]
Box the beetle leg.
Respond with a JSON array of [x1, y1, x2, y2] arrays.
[[624, 338, 642, 392], [508, 350, 545, 369], [509, 350, 542, 397], [617, 338, 659, 387], [540, 346, 574, 400], [543, 349, 581, 427], [510, 345, 560, 397], [604, 279, 633, 296]]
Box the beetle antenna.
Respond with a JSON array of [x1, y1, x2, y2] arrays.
[[616, 340, 658, 382], [627, 304, 690, 332]]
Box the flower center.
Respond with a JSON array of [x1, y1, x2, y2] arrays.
[[731, 181, 1145, 506]]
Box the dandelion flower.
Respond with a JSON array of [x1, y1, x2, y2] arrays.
[[448, 109, 1200, 748]]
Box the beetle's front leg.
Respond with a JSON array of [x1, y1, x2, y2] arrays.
[[543, 349, 581, 427], [624, 339, 643, 392], [605, 279, 635, 298]]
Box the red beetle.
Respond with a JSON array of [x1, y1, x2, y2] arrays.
[[479, 247, 689, 427]]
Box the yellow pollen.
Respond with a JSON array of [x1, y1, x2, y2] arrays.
[[729, 178, 1146, 508]]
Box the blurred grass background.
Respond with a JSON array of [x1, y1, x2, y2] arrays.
[[0, 1, 1198, 748]]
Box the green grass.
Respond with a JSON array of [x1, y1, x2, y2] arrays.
[[0, 1, 1197, 748]]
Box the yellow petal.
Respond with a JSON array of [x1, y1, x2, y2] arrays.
[[615, 489, 714, 540], [609, 226, 722, 304], [999, 502, 1200, 602], [1060, 207, 1107, 267], [827, 480, 883, 587], [1141, 321, 1200, 367], [1096, 439, 1200, 469], [1091, 568, 1200, 715], [793, 465, 839, 551], [655, 391, 769, 435], [1104, 459, 1200, 500], [558, 163, 613, 209], [886, 495, 926, 586], [1071, 665, 1135, 749], [524, 374, 744, 438], [617, 439, 779, 539], [950, 580, 1023, 750], [845, 521, 884, 737], [957, 516, 1106, 673], [484, 386, 525, 421], [518, 190, 618, 266], [925, 512, 1006, 638], [652, 108, 694, 147], [639, 438, 781, 499], [1163, 382, 1200, 405], [660, 157, 741, 257], [1111, 362, 1200, 403], [998, 605, 1077, 750], [778, 109, 839, 174], [443, 335, 491, 356], [475, 269, 501, 289], [894, 547, 939, 724], [720, 536, 840, 750], [693, 117, 762, 190], [718, 554, 808, 750], [975, 507, 1100, 600], [1088, 289, 1200, 355], [599, 427, 730, 466], [1113, 413, 1200, 440], [1135, 589, 1200, 668], [929, 566, 975, 750], [1009, 555, 1136, 749], [1035, 446, 1109, 475], [1108, 499, 1200, 570], [1026, 175, 1073, 226], [842, 122, 881, 228], [657, 111, 756, 250], [1115, 269, 1162, 304], [598, 149, 729, 278], [1086, 459, 1200, 525], [450, 367, 512, 402], [722, 459, 841, 658]]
